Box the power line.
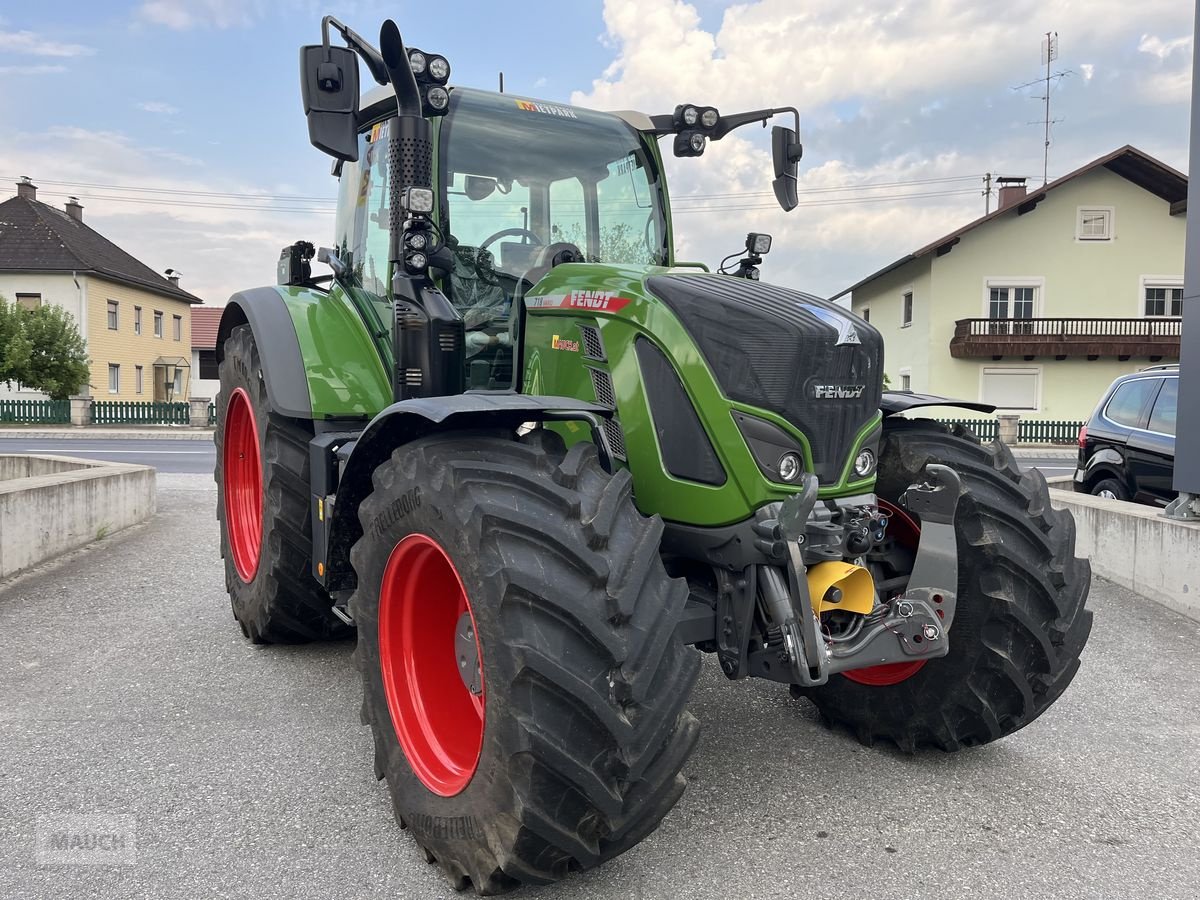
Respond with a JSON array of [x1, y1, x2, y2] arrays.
[[34, 189, 335, 215], [673, 187, 981, 213], [2, 174, 335, 204], [671, 174, 982, 202]]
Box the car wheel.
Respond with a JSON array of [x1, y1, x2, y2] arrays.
[[1091, 477, 1129, 501]]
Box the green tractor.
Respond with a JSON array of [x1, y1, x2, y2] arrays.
[[214, 15, 1092, 894]]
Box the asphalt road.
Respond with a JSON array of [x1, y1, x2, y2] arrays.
[[3, 475, 1197, 900], [0, 437, 215, 474], [0, 436, 1075, 480]]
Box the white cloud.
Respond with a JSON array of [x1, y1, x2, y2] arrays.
[[138, 101, 181, 115], [0, 64, 67, 75], [570, 0, 1192, 296], [0, 126, 331, 306], [137, 0, 263, 30], [1138, 34, 1193, 60], [0, 30, 94, 57]]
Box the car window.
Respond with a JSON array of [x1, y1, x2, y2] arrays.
[[1148, 379, 1178, 435], [1105, 378, 1158, 428]]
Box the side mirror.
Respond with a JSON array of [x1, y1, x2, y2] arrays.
[[464, 175, 497, 201], [771, 125, 802, 212], [300, 44, 360, 161]]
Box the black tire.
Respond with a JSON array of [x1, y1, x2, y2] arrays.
[[1090, 477, 1129, 501], [215, 324, 351, 643], [349, 430, 701, 894], [799, 419, 1092, 751]]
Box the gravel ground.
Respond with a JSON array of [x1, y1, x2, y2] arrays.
[[1, 473, 1198, 900]]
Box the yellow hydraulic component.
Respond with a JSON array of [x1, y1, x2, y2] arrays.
[[806, 561, 876, 617]]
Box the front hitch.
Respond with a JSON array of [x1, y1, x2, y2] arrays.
[[758, 464, 962, 687]]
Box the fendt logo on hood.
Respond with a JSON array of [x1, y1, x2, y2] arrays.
[[810, 383, 866, 400]]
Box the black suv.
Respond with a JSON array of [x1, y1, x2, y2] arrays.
[[1074, 366, 1178, 505]]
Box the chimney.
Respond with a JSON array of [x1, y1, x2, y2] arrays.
[[164, 268, 181, 287], [16, 176, 36, 201], [997, 176, 1028, 210], [65, 196, 84, 222]]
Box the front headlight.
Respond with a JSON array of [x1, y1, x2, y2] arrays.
[[853, 448, 876, 478]]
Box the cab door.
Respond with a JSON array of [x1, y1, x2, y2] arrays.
[[1126, 378, 1178, 504]]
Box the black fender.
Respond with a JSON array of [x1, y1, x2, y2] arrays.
[[1077, 446, 1127, 491], [322, 393, 612, 591], [880, 391, 996, 417], [216, 288, 312, 419]]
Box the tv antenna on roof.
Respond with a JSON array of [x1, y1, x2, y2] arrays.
[[1013, 31, 1072, 186]]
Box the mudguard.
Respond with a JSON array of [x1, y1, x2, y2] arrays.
[[880, 391, 996, 417], [217, 288, 313, 419], [321, 393, 612, 591], [216, 283, 392, 421]]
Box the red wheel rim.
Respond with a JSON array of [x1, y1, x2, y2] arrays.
[[842, 498, 929, 687], [223, 387, 263, 583], [378, 534, 484, 797]]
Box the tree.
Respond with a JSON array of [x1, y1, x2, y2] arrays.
[[0, 294, 90, 399]]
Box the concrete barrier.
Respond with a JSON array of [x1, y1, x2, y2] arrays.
[[0, 454, 156, 580], [1048, 486, 1200, 622]]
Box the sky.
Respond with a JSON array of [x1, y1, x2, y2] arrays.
[[0, 0, 1194, 306]]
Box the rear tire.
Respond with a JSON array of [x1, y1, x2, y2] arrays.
[[350, 430, 701, 894], [1090, 477, 1129, 501], [798, 420, 1092, 751], [215, 324, 351, 643]]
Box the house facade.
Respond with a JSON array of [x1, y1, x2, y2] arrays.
[[0, 178, 202, 402], [190, 305, 223, 401], [833, 147, 1186, 421]]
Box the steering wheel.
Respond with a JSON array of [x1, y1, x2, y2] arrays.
[[480, 227, 543, 251]]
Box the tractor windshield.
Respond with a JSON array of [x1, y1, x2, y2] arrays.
[[440, 88, 669, 279]]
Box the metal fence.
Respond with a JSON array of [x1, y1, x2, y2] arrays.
[[0, 399, 70, 424], [1018, 419, 1084, 445], [207, 402, 216, 426], [91, 401, 191, 425]]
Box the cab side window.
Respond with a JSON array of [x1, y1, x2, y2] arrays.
[[1148, 379, 1178, 436]]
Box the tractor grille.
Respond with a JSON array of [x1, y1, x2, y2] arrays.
[[645, 274, 883, 482], [589, 367, 616, 407], [579, 324, 606, 360], [589, 367, 626, 460]]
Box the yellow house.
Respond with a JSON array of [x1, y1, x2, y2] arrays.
[[832, 147, 1186, 421], [0, 178, 203, 402]]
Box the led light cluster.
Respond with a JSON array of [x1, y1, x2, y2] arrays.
[[408, 47, 451, 116], [673, 103, 720, 158]]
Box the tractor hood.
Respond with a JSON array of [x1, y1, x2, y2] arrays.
[[644, 273, 884, 482]]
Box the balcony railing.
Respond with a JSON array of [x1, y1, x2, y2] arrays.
[[950, 317, 1181, 359]]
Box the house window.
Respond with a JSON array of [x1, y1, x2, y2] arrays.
[[107, 300, 119, 330], [987, 286, 1036, 334], [134, 306, 142, 335], [173, 314, 182, 341], [198, 349, 219, 380], [862, 307, 870, 323], [15, 293, 41, 311], [135, 365, 144, 395], [108, 364, 120, 394], [981, 366, 1039, 410], [154, 310, 164, 337], [901, 291, 913, 326], [173, 369, 184, 396], [1144, 283, 1183, 317], [900, 372, 911, 391], [1077, 207, 1112, 241]]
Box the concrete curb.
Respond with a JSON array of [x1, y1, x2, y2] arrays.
[[0, 428, 214, 441], [1049, 487, 1200, 623], [1011, 447, 1077, 459], [0, 454, 157, 579]]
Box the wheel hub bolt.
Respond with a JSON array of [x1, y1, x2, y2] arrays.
[[923, 624, 940, 640]]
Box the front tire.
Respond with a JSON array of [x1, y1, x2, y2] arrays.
[[215, 324, 351, 643], [350, 430, 701, 894], [799, 420, 1092, 751]]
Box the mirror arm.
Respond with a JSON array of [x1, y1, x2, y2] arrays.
[[322, 15, 390, 85], [712, 106, 799, 142]]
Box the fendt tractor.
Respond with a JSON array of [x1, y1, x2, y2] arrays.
[[214, 15, 1093, 894]]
